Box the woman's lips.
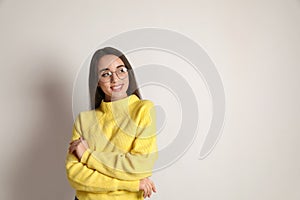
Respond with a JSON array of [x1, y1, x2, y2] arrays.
[[110, 84, 123, 92]]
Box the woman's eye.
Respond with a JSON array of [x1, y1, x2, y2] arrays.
[[101, 72, 111, 77], [120, 67, 128, 73]]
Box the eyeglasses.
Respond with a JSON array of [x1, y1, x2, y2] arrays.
[[98, 66, 128, 82]]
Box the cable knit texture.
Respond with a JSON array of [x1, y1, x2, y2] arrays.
[[66, 94, 158, 200]]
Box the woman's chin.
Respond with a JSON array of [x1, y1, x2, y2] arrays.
[[110, 92, 127, 100]]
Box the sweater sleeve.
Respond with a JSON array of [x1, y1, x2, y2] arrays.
[[81, 101, 158, 181], [65, 117, 140, 192]]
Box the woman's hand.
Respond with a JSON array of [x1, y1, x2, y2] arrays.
[[139, 178, 156, 198], [68, 137, 89, 160]]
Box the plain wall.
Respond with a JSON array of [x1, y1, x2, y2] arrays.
[[1, 0, 299, 199]]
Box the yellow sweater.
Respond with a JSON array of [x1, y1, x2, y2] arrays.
[[66, 94, 158, 200]]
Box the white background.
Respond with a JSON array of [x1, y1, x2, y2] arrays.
[[0, 0, 299, 199]]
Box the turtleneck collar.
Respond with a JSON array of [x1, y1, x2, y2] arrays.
[[98, 94, 139, 113]]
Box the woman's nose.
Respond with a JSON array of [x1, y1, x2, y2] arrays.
[[111, 72, 119, 82]]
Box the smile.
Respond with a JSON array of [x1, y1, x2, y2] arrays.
[[110, 84, 123, 91]]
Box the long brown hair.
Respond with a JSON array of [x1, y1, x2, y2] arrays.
[[89, 47, 142, 109]]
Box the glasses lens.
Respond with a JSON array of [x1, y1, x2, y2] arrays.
[[116, 67, 128, 79], [98, 67, 128, 82], [99, 70, 112, 82]]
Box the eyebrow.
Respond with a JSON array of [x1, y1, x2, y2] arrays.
[[98, 65, 125, 73]]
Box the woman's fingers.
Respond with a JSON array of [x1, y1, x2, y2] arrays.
[[147, 183, 152, 198], [139, 178, 157, 198], [69, 140, 80, 148], [68, 137, 89, 160], [143, 188, 147, 198], [69, 138, 88, 150], [149, 179, 157, 193], [69, 143, 78, 153], [140, 179, 148, 198], [70, 139, 81, 145], [70, 138, 89, 147], [69, 141, 79, 148], [144, 183, 149, 198], [68, 139, 81, 154], [144, 180, 153, 198], [145, 184, 150, 198]]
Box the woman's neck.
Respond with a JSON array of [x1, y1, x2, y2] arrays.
[[104, 94, 128, 102]]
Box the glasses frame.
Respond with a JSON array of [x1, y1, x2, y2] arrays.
[[98, 66, 129, 83]]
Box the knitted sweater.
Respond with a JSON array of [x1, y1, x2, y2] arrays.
[[66, 94, 158, 200]]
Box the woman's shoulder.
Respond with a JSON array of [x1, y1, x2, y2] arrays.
[[76, 109, 97, 118], [130, 97, 155, 116], [73, 110, 99, 128], [134, 97, 154, 109]]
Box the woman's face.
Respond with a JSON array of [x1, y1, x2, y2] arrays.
[[97, 54, 129, 102]]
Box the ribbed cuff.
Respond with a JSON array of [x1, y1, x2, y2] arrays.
[[118, 179, 140, 192]]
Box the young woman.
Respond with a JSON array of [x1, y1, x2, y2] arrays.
[[66, 47, 158, 200]]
